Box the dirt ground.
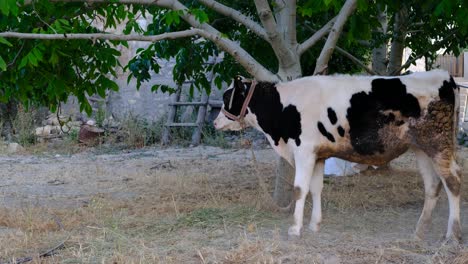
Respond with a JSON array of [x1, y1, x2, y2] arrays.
[[0, 144, 468, 263]]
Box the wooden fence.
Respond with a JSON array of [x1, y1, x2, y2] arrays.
[[434, 54, 464, 77]]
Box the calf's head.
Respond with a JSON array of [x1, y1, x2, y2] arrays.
[[214, 76, 253, 131]]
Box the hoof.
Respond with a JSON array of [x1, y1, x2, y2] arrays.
[[308, 222, 320, 232], [288, 225, 301, 238], [413, 231, 424, 241], [442, 235, 462, 246]]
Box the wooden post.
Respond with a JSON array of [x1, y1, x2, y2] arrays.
[[162, 87, 181, 145], [191, 92, 209, 146]]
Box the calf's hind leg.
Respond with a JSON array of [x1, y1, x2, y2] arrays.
[[414, 149, 442, 240], [432, 155, 462, 242]]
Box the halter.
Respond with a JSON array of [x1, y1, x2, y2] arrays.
[[221, 80, 257, 128]]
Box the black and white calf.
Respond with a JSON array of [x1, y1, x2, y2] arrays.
[[214, 70, 462, 241]]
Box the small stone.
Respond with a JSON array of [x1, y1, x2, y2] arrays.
[[79, 124, 105, 145], [68, 121, 83, 128], [7, 143, 24, 153], [86, 119, 96, 126], [46, 115, 69, 126], [0, 227, 24, 238]]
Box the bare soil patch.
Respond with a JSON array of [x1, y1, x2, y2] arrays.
[[0, 145, 467, 263]]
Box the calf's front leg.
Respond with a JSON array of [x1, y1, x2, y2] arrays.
[[288, 153, 316, 237]]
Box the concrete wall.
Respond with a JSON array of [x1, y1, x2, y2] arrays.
[[456, 51, 468, 129], [461, 88, 468, 124], [464, 52, 468, 79], [62, 16, 225, 123]]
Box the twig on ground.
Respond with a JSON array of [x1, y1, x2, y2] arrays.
[[0, 214, 69, 264], [150, 161, 175, 170], [197, 250, 207, 264], [171, 194, 180, 218], [207, 149, 241, 157]]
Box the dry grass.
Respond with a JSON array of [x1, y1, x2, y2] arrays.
[[322, 168, 423, 212], [0, 147, 467, 263]]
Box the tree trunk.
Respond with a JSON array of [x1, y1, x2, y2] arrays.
[[314, 0, 358, 75], [387, 4, 409, 75], [272, 64, 301, 207], [371, 4, 388, 75], [0, 100, 18, 141], [273, 155, 295, 206]]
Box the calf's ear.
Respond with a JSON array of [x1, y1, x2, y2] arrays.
[[234, 75, 247, 96], [234, 75, 243, 90]]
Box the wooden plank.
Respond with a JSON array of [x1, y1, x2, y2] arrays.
[[435, 53, 464, 77], [191, 93, 209, 146], [162, 88, 181, 145], [167, 122, 198, 127], [169, 102, 207, 106], [208, 100, 223, 108]]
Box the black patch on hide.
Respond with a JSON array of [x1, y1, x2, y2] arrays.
[[247, 82, 302, 146], [337, 126, 345, 137], [317, 121, 335, 143], [346, 78, 421, 155], [438, 76, 457, 104], [327, 107, 338, 125]]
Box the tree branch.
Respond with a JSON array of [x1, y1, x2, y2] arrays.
[[148, 0, 278, 81], [391, 29, 458, 75], [297, 17, 336, 55], [196, 30, 279, 81], [303, 24, 377, 75], [197, 0, 268, 41], [313, 0, 357, 75], [287, 0, 297, 46], [0, 29, 200, 41], [272, 0, 295, 47], [23, 0, 173, 4], [0, 29, 278, 82], [254, 0, 295, 68], [25, 0, 279, 81], [20, 0, 279, 81], [387, 4, 409, 75], [335, 46, 378, 75], [371, 3, 388, 75]]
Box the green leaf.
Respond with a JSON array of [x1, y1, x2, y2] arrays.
[[0, 37, 12, 47], [18, 56, 28, 69], [49, 50, 59, 65], [434, 2, 445, 16], [191, 9, 209, 24], [165, 12, 173, 25], [0, 56, 6, 71], [27, 52, 38, 67], [58, 19, 70, 26], [0, 0, 9, 16], [8, 0, 18, 16], [32, 48, 43, 61]]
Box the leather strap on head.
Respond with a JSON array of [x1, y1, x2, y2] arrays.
[[221, 80, 257, 128]]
